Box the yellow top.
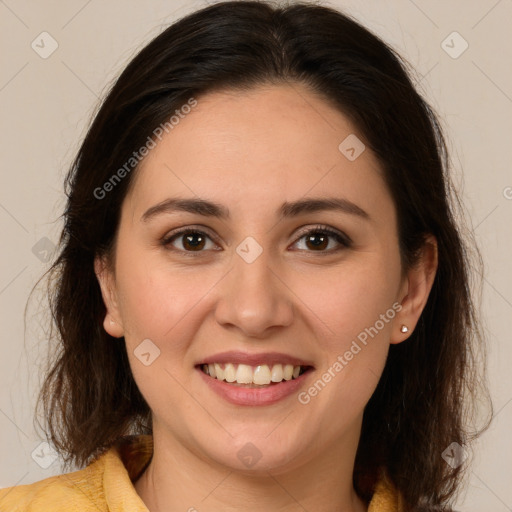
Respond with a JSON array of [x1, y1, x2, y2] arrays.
[[0, 435, 403, 511]]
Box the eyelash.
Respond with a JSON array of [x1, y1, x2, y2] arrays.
[[160, 224, 352, 256]]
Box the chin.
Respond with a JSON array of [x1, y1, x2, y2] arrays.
[[206, 435, 305, 474]]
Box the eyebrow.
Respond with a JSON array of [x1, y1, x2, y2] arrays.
[[141, 196, 370, 222]]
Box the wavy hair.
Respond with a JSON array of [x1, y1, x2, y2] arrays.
[[31, 1, 491, 510]]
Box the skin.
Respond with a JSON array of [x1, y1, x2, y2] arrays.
[[95, 83, 437, 512]]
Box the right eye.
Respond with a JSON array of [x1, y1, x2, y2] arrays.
[[161, 228, 220, 254]]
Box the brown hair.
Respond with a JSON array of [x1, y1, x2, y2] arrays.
[[32, 1, 491, 510]]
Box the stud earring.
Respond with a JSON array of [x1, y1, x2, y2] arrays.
[[400, 325, 409, 333]]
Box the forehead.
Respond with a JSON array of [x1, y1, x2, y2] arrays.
[[124, 83, 394, 225]]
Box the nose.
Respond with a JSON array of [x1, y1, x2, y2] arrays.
[[214, 247, 294, 338]]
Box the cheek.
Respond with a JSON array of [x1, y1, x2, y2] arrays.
[[115, 257, 218, 408], [292, 258, 399, 345], [115, 251, 218, 348], [291, 257, 399, 407]]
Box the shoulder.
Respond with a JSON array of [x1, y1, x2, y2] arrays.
[[0, 435, 153, 512], [368, 472, 406, 512], [0, 451, 108, 511]]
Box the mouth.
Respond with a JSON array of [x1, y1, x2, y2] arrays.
[[196, 363, 314, 388]]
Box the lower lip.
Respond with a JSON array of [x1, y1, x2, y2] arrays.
[[196, 367, 313, 406]]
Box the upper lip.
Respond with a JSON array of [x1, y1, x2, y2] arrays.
[[197, 351, 315, 368]]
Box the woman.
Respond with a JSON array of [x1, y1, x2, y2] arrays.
[[0, 1, 490, 511]]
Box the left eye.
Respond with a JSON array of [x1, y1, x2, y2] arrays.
[[291, 228, 351, 252]]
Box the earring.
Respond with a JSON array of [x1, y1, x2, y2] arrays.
[[400, 325, 409, 333]]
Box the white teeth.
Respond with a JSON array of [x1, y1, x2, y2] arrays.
[[235, 364, 253, 384], [214, 363, 224, 380], [253, 365, 271, 385], [224, 363, 236, 383], [271, 364, 283, 382], [201, 362, 306, 385]]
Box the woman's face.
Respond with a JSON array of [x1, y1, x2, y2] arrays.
[[96, 83, 426, 473]]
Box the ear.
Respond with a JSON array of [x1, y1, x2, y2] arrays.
[[391, 234, 438, 344], [94, 254, 124, 338]]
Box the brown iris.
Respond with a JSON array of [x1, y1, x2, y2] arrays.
[[305, 233, 329, 251], [182, 232, 206, 251]]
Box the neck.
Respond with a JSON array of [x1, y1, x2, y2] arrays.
[[134, 423, 367, 512]]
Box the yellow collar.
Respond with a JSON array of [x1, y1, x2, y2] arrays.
[[0, 434, 402, 511]]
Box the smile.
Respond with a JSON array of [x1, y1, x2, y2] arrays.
[[196, 363, 314, 406], [200, 363, 309, 386]]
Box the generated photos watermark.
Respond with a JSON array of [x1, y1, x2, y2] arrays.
[[93, 97, 198, 200], [297, 301, 403, 405]]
